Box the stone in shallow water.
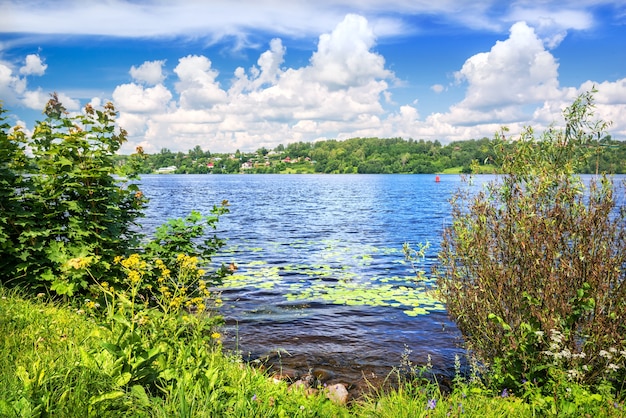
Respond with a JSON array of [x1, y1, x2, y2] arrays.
[[270, 367, 299, 382], [312, 367, 334, 383], [325, 383, 349, 405]]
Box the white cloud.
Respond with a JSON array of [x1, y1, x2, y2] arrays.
[[112, 83, 172, 113], [130, 60, 166, 85], [113, 14, 395, 153], [19, 54, 47, 76], [0, 62, 25, 104], [506, 6, 594, 48], [174, 55, 228, 109], [431, 84, 445, 93], [2, 6, 625, 153], [21, 88, 47, 109], [453, 22, 562, 112], [105, 15, 626, 153], [0, 56, 72, 111], [6, 0, 603, 44], [309, 14, 392, 90]]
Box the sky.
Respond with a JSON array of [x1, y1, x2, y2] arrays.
[[1, 1, 625, 154]]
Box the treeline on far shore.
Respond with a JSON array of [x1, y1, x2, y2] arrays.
[[115, 136, 626, 175]]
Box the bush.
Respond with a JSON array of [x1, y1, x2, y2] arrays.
[[0, 94, 146, 296], [436, 91, 626, 397]]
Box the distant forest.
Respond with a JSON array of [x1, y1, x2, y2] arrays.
[[115, 136, 626, 175]]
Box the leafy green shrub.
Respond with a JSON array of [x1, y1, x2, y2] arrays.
[[0, 94, 146, 296], [436, 91, 626, 397]]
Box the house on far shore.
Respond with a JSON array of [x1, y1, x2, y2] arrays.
[[156, 165, 177, 174]]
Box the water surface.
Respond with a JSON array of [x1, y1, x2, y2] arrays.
[[137, 174, 484, 386]]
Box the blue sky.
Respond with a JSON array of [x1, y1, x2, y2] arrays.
[[1, 1, 625, 154]]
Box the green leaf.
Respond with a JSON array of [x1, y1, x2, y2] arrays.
[[130, 385, 151, 406], [115, 372, 132, 387], [90, 390, 125, 405]]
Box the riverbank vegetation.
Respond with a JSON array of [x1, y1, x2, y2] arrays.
[[1, 92, 625, 416], [431, 90, 626, 414], [114, 133, 626, 175]]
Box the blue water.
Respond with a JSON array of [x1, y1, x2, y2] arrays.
[[136, 173, 626, 386], [138, 174, 468, 383]]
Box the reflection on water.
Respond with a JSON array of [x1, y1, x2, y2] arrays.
[[138, 174, 478, 385]]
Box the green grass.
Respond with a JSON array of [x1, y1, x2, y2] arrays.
[[440, 165, 499, 174], [279, 163, 317, 174], [1, 287, 624, 417]]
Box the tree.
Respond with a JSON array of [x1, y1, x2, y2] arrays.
[[435, 91, 626, 394]]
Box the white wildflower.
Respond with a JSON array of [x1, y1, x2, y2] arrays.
[[607, 363, 620, 372], [550, 330, 564, 344], [567, 369, 581, 381], [599, 350, 613, 359]]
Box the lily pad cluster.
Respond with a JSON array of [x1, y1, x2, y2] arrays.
[[218, 239, 444, 317]]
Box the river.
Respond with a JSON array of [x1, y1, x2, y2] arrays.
[[137, 173, 468, 388], [137, 173, 625, 390]]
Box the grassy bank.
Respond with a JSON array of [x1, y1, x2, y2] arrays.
[[1, 288, 623, 417]]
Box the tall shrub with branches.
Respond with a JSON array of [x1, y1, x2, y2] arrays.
[[436, 91, 626, 394]]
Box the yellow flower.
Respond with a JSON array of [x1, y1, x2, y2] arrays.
[[211, 332, 221, 339], [170, 296, 183, 308], [66, 257, 83, 270], [121, 253, 141, 269], [128, 270, 141, 284]]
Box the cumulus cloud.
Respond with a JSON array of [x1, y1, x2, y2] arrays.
[[19, 54, 47, 76], [0, 62, 26, 104], [0, 54, 74, 111], [112, 14, 395, 153], [309, 14, 392, 90], [174, 55, 228, 109], [579, 79, 626, 138], [112, 83, 173, 113], [104, 14, 626, 153], [130, 60, 166, 85], [456, 22, 561, 108]]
